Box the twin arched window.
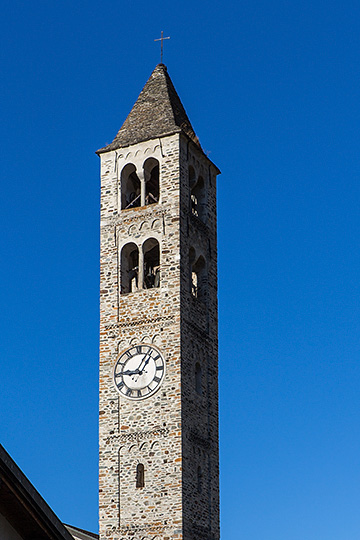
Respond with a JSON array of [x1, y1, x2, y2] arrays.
[[121, 159, 159, 210], [121, 239, 160, 294]]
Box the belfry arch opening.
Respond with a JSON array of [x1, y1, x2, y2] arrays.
[[121, 163, 141, 210], [191, 175, 206, 222], [144, 158, 159, 206], [143, 238, 160, 289], [189, 166, 196, 188], [189, 248, 197, 297], [120, 243, 139, 294], [190, 250, 207, 302]]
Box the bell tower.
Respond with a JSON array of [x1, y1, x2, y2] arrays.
[[97, 64, 220, 540]]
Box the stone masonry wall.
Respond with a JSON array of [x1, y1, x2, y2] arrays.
[[179, 135, 220, 540]]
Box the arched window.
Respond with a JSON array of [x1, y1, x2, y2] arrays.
[[143, 238, 160, 289], [189, 166, 196, 188], [136, 463, 145, 488], [191, 175, 206, 222], [120, 243, 139, 294], [121, 164, 141, 210], [144, 158, 159, 206], [197, 466, 203, 493], [195, 363, 202, 395], [190, 253, 207, 302]]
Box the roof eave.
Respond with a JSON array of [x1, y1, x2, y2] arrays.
[[96, 127, 182, 155]]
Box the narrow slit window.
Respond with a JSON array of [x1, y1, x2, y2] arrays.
[[195, 363, 202, 395], [136, 463, 145, 488], [197, 466, 203, 493]]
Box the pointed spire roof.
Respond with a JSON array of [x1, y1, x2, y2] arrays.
[[97, 64, 201, 153]]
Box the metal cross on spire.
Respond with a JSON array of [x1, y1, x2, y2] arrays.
[[154, 31, 170, 64]]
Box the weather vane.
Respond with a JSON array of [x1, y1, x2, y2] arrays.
[[154, 31, 170, 64]]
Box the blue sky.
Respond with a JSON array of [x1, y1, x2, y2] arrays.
[[1, 0, 360, 538]]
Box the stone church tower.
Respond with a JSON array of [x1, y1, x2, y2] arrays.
[[97, 64, 220, 540]]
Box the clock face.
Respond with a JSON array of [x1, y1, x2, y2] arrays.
[[114, 344, 166, 400]]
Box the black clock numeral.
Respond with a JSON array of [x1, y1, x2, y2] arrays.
[[156, 364, 164, 371], [115, 371, 122, 378], [137, 390, 142, 398], [117, 381, 124, 389], [153, 355, 160, 361], [136, 345, 142, 354], [125, 350, 132, 359], [125, 388, 132, 397], [154, 376, 161, 383]]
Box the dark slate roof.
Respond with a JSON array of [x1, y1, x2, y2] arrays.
[[97, 64, 202, 153]]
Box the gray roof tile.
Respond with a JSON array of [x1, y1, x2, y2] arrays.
[[97, 64, 201, 153]]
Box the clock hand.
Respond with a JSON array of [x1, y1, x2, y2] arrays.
[[127, 349, 153, 382], [139, 355, 151, 375], [122, 351, 151, 378], [122, 368, 141, 376], [137, 350, 152, 374], [133, 351, 153, 381]]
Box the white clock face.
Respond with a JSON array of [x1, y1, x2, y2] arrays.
[[114, 344, 165, 400]]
